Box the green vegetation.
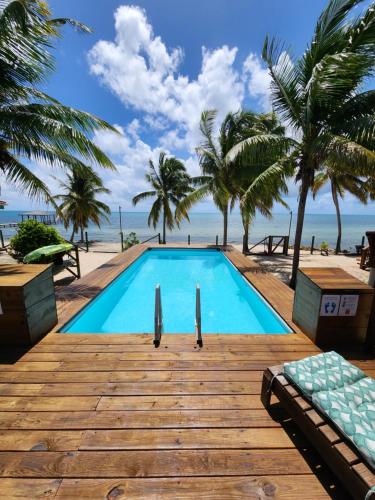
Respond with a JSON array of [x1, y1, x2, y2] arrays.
[[229, 112, 289, 253], [54, 166, 111, 242], [312, 166, 371, 254], [123, 232, 140, 250], [132, 152, 193, 244], [2, 0, 375, 289], [320, 241, 330, 255], [9, 219, 64, 260], [177, 110, 252, 246], [0, 0, 116, 201], [239, 0, 375, 286]]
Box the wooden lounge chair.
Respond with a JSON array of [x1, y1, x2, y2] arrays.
[[261, 362, 375, 499]]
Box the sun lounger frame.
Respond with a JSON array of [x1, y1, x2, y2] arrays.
[[261, 365, 375, 499]]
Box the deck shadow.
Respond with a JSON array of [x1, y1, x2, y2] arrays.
[[267, 404, 351, 499]]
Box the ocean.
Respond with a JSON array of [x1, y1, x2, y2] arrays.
[[0, 210, 374, 250]]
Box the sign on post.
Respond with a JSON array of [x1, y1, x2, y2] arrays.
[[320, 295, 340, 316], [338, 295, 359, 317]]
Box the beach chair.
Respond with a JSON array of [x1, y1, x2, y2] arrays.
[[261, 352, 375, 499]]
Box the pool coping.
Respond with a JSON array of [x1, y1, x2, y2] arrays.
[[53, 243, 302, 335]]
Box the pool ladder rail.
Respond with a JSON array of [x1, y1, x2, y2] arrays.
[[153, 283, 203, 348], [195, 284, 203, 347], [154, 284, 163, 347]]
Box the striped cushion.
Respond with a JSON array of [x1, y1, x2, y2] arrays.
[[283, 351, 365, 399], [283, 351, 375, 471], [313, 378, 375, 469]]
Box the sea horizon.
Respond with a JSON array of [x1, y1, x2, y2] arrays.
[[1, 210, 374, 250]]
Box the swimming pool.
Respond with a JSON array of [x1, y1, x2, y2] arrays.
[[62, 248, 292, 334]]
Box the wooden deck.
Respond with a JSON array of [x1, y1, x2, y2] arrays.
[[0, 244, 373, 498]]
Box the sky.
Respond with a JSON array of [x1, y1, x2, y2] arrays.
[[2, 0, 375, 214]]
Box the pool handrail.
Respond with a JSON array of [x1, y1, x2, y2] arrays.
[[154, 284, 162, 347], [195, 284, 203, 347]]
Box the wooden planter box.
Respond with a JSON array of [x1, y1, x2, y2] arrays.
[[293, 268, 374, 347], [0, 264, 57, 346]]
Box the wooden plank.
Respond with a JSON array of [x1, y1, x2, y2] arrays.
[[57, 360, 293, 371], [0, 430, 84, 451], [0, 362, 61, 372], [97, 395, 264, 411], [40, 332, 313, 345], [32, 381, 261, 396], [3, 380, 257, 397], [0, 396, 99, 411], [80, 428, 296, 450], [28, 342, 319, 353], [55, 476, 330, 499], [0, 410, 281, 429], [0, 370, 265, 383], [16, 351, 318, 362], [0, 478, 61, 498], [0, 449, 315, 477]]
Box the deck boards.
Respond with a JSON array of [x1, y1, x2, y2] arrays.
[[0, 244, 372, 498]]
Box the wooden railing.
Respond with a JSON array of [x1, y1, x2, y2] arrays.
[[246, 235, 289, 256], [141, 233, 161, 244]]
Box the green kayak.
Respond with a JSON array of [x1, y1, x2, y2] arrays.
[[23, 243, 73, 264]]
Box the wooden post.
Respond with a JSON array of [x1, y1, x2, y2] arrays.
[[283, 236, 289, 256], [188, 234, 190, 245], [85, 231, 89, 252], [267, 236, 273, 256], [74, 245, 81, 279], [120, 231, 124, 252], [215, 235, 218, 246], [0, 230, 4, 249], [310, 236, 315, 255], [365, 231, 375, 352]]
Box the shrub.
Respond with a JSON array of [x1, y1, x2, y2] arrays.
[[123, 232, 139, 250], [9, 220, 64, 261]]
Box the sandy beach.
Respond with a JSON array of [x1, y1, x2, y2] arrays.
[[1, 241, 370, 285]]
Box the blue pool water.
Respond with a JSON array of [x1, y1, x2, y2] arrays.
[[62, 249, 291, 334]]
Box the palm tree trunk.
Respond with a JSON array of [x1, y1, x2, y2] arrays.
[[70, 228, 75, 242], [290, 171, 310, 289], [331, 182, 342, 254], [223, 203, 228, 246], [241, 211, 250, 254], [162, 211, 166, 244], [80, 226, 84, 243]]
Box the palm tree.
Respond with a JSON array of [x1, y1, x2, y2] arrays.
[[132, 152, 192, 244], [235, 0, 375, 287], [54, 166, 111, 242], [312, 166, 369, 254], [178, 110, 256, 246], [0, 1, 116, 201], [231, 112, 288, 253]]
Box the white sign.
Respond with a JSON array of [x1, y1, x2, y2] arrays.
[[339, 295, 359, 317], [320, 295, 340, 316]]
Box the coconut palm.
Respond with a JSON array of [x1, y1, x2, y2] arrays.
[[177, 110, 257, 246], [231, 112, 289, 253], [312, 166, 370, 254], [0, 0, 115, 201], [234, 0, 375, 287], [132, 152, 193, 244], [54, 166, 111, 242]]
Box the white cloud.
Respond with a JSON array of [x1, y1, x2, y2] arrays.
[[88, 5, 244, 153], [243, 53, 272, 111]]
